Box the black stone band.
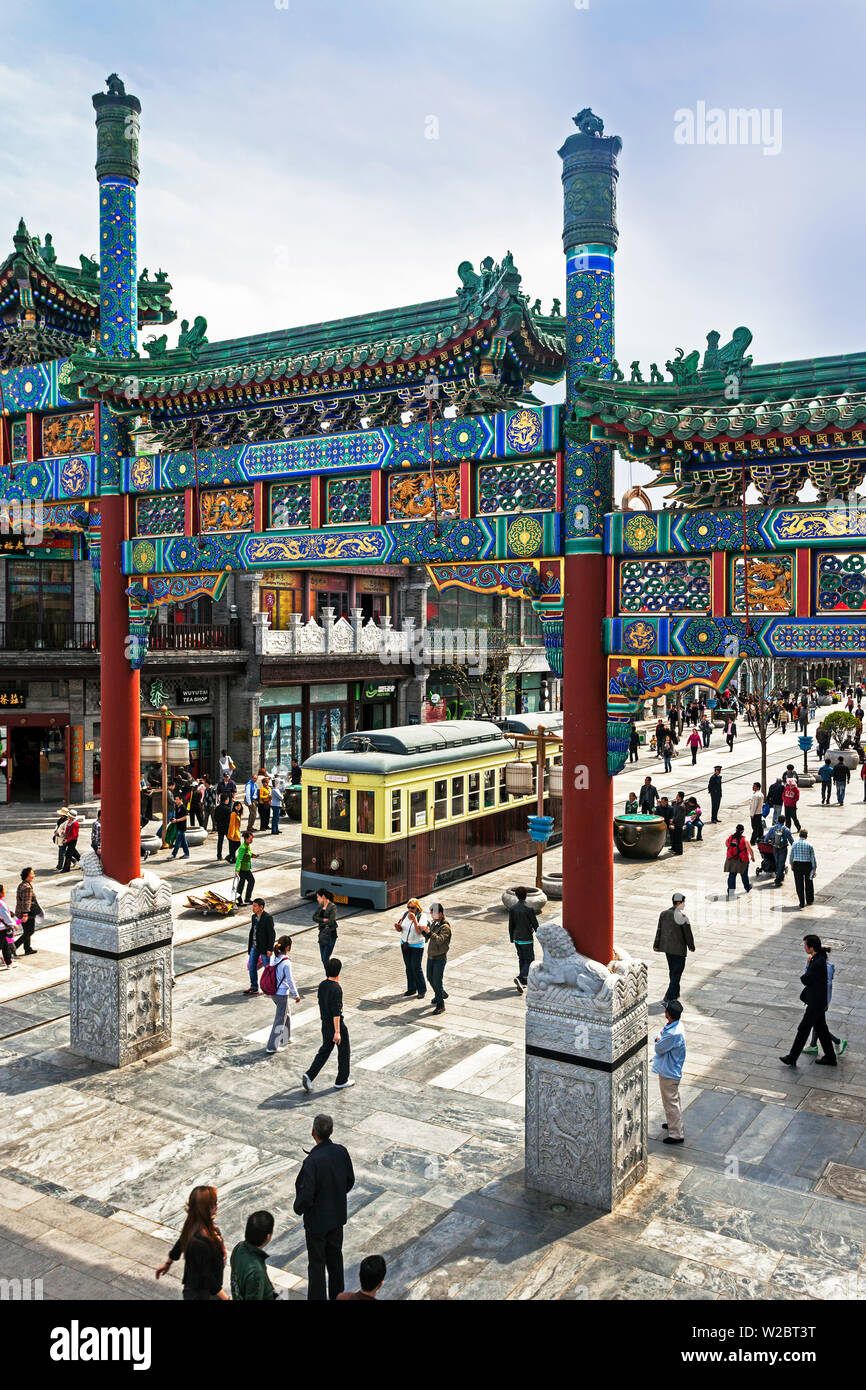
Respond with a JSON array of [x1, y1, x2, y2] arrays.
[[527, 1034, 647, 1074], [71, 937, 172, 963]]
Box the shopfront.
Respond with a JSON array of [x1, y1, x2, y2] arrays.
[[0, 703, 70, 803], [261, 677, 400, 765]]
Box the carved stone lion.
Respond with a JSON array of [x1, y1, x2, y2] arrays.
[[532, 922, 616, 1005]]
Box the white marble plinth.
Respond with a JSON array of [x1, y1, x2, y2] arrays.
[[69, 853, 173, 1068], [524, 921, 648, 1211]]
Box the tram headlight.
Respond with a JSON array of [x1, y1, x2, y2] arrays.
[[329, 856, 342, 872]]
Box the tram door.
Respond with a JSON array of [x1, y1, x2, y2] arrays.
[[407, 787, 430, 897]]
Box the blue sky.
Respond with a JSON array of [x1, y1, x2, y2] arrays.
[[2, 0, 864, 389]]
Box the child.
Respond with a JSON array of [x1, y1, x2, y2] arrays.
[[683, 798, 703, 841], [804, 947, 847, 1057], [226, 801, 243, 866]]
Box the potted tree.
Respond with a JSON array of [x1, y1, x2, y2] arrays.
[[815, 678, 836, 707], [819, 711, 861, 770]]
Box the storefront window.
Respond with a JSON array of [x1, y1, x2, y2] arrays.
[[391, 790, 402, 835], [328, 788, 350, 832], [261, 586, 302, 630], [434, 778, 447, 822], [310, 684, 349, 753], [6, 560, 73, 642], [316, 589, 349, 620], [186, 716, 213, 777], [356, 790, 375, 835], [307, 785, 321, 828]]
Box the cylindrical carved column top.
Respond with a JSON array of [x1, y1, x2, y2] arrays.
[[558, 110, 622, 254], [92, 76, 141, 184]]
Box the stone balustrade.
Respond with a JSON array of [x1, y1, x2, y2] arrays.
[[253, 606, 412, 659]]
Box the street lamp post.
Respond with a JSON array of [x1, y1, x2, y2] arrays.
[[505, 726, 563, 888]]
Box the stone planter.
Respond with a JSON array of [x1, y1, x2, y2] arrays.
[[797, 774, 815, 788], [185, 827, 208, 848], [541, 871, 562, 900], [825, 749, 860, 771], [817, 695, 835, 706], [140, 835, 162, 855], [613, 813, 666, 860], [501, 886, 548, 913]]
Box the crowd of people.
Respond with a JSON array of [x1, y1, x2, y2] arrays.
[[155, 1123, 386, 1301]]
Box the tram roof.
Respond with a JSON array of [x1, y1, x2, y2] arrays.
[[303, 720, 515, 775], [500, 713, 564, 735]]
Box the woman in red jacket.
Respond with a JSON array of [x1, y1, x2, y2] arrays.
[[724, 823, 754, 896]]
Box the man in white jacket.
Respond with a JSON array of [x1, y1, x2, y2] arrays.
[[748, 782, 765, 845]]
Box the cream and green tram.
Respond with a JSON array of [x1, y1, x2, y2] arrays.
[[300, 720, 563, 910]]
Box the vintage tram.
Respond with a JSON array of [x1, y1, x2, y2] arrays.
[[300, 720, 563, 909]]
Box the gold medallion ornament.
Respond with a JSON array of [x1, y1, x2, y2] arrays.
[[623, 513, 657, 554], [506, 515, 543, 556]]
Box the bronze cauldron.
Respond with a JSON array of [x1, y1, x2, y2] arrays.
[[613, 813, 666, 860]]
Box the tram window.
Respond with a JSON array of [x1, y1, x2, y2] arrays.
[[451, 776, 464, 817], [328, 789, 350, 832], [308, 785, 322, 829], [410, 789, 428, 828], [357, 790, 375, 836], [434, 779, 448, 822], [391, 789, 402, 834], [468, 771, 480, 813], [499, 765, 509, 804], [483, 769, 496, 807]]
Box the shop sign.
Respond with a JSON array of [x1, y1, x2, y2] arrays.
[[71, 726, 84, 783], [363, 682, 396, 700], [178, 685, 209, 706], [0, 684, 26, 708]]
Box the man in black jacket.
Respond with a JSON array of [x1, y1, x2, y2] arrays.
[[293, 1113, 355, 1301], [707, 766, 723, 823], [508, 886, 538, 994], [780, 934, 837, 1067], [313, 889, 338, 970], [213, 792, 232, 861], [669, 793, 686, 856], [302, 958, 352, 1091], [653, 891, 696, 1003], [766, 776, 785, 825], [244, 898, 275, 996], [638, 776, 659, 814]]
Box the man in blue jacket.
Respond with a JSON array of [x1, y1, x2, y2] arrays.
[[652, 999, 687, 1145]]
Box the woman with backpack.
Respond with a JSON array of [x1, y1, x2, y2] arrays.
[[155, 1185, 228, 1300], [724, 823, 753, 896], [262, 935, 301, 1054]]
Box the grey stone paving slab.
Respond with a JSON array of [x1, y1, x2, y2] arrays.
[[793, 1117, 864, 1179], [813, 1160, 866, 1206]]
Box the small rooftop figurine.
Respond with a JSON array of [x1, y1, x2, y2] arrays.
[[574, 108, 604, 137]]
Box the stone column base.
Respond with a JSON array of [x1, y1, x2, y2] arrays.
[[69, 853, 173, 1068], [525, 922, 648, 1211]]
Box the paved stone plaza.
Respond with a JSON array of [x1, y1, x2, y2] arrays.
[[0, 716, 865, 1300]]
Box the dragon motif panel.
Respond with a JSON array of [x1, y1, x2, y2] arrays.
[[388, 469, 459, 521]]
